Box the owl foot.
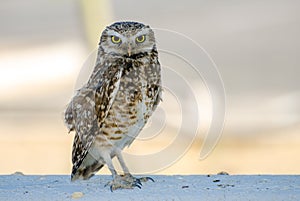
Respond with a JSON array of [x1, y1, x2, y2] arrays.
[[105, 174, 154, 191], [121, 173, 155, 185], [136, 176, 155, 183], [105, 175, 142, 192]]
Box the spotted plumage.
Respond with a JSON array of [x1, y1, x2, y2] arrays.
[[64, 21, 162, 190]]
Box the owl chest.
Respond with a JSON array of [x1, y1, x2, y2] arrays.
[[101, 76, 152, 148]]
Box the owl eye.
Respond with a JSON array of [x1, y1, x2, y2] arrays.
[[111, 36, 121, 44], [136, 35, 145, 43]]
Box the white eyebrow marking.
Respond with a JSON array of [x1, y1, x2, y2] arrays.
[[135, 28, 149, 37], [106, 30, 123, 38]]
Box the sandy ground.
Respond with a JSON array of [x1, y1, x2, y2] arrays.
[[0, 174, 299, 200]]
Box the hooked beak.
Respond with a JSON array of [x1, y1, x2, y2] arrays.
[[127, 44, 132, 57]]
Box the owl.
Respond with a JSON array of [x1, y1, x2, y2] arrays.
[[64, 21, 162, 191]]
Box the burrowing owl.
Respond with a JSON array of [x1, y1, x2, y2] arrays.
[[64, 21, 162, 191]]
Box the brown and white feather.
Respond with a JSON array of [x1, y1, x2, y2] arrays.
[[64, 21, 162, 181]]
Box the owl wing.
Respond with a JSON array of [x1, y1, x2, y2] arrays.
[[69, 64, 123, 180], [70, 88, 98, 179], [149, 57, 163, 111]]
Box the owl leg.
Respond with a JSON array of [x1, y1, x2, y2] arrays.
[[115, 149, 130, 174], [102, 151, 141, 191], [115, 150, 154, 185]]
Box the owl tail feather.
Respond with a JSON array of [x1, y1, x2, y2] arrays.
[[71, 164, 104, 181]]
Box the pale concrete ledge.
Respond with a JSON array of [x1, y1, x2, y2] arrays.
[[0, 174, 299, 201]]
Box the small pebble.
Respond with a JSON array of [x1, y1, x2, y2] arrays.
[[72, 192, 84, 199], [217, 184, 235, 188], [217, 171, 229, 175], [13, 171, 24, 176]]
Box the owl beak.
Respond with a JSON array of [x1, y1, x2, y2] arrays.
[[127, 44, 132, 57]]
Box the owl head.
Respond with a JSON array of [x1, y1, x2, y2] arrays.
[[99, 21, 156, 57]]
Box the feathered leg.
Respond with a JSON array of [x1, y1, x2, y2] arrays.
[[102, 150, 141, 191], [113, 150, 154, 190]]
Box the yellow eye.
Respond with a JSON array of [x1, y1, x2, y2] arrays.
[[111, 36, 121, 44], [136, 35, 145, 43]]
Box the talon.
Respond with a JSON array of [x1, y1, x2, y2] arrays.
[[138, 176, 155, 182], [135, 179, 142, 186], [146, 177, 155, 182], [133, 184, 141, 189], [104, 181, 111, 188]]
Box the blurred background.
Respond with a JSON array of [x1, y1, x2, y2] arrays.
[[1, 0, 300, 175]]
